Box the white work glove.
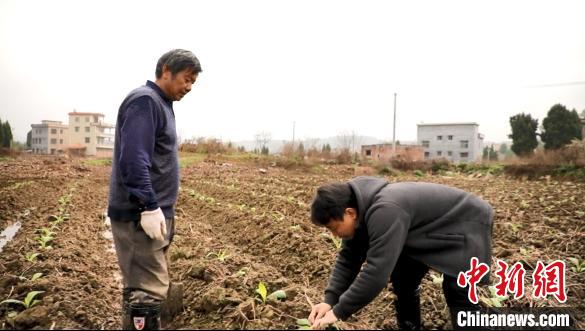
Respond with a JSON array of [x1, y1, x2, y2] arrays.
[[140, 207, 167, 241]]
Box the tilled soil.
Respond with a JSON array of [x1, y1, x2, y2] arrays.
[[0, 155, 583, 329]]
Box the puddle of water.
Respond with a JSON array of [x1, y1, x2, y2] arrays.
[[0, 222, 22, 252]]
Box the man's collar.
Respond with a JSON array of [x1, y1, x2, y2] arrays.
[[146, 80, 173, 103]]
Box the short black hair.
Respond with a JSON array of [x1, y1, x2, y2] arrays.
[[155, 49, 202, 79], [310, 182, 357, 226]]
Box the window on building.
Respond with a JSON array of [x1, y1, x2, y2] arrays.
[[437, 135, 443, 140], [424, 151, 430, 158], [51, 138, 57, 144], [448, 135, 453, 140], [460, 140, 469, 148], [85, 137, 90, 143], [75, 117, 79, 122], [448, 151, 453, 156], [366, 149, 372, 156], [422, 140, 430, 148], [51, 128, 57, 134], [85, 127, 90, 132], [60, 129, 63, 134], [60, 139, 63, 144], [75, 127, 79, 132], [437, 151, 442, 156], [86, 117, 89, 122], [460, 152, 469, 158]]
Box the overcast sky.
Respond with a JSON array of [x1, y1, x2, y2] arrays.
[[1, 0, 584, 144]]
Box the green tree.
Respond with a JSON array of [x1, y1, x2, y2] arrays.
[[261, 146, 269, 155], [540, 104, 583, 150], [488, 145, 498, 161], [297, 142, 305, 158], [498, 143, 508, 155], [26, 130, 32, 148], [482, 146, 489, 160], [2, 121, 13, 148], [0, 118, 4, 148], [509, 113, 539, 157]]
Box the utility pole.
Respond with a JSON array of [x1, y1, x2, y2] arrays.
[[393, 93, 397, 154]]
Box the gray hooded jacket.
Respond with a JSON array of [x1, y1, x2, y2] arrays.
[[324, 176, 493, 320]]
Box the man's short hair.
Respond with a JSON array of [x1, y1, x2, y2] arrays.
[[310, 182, 357, 226], [155, 49, 202, 78]]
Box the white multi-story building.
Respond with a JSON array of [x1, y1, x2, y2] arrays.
[[30, 120, 69, 155], [417, 123, 484, 162], [30, 111, 114, 157], [68, 112, 114, 157]]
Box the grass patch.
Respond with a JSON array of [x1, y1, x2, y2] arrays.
[[0, 156, 10, 163], [83, 158, 112, 166], [179, 153, 206, 168]]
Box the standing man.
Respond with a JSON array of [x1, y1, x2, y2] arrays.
[[308, 176, 493, 330], [108, 49, 201, 330]]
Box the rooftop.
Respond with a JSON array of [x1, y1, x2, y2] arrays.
[[68, 112, 105, 116], [417, 122, 479, 127]]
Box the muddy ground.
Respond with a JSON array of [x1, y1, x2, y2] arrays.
[[0, 155, 583, 329]]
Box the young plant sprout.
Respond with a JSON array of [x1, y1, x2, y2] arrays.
[[569, 257, 585, 273], [24, 252, 40, 263], [480, 286, 509, 308], [0, 291, 44, 309], [320, 233, 341, 250], [255, 282, 286, 304], [206, 250, 229, 262]]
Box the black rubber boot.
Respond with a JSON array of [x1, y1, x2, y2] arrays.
[[122, 302, 162, 330], [395, 287, 422, 330]]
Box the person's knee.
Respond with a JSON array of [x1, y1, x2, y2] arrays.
[[128, 289, 164, 304]]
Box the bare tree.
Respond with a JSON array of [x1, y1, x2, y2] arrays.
[[336, 130, 363, 153], [336, 130, 353, 151]]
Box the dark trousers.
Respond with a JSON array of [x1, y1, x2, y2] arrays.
[[391, 254, 480, 330]]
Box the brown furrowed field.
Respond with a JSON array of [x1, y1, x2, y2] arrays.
[[0, 154, 584, 329]]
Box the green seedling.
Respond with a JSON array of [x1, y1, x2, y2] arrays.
[[267, 290, 286, 302], [431, 273, 444, 285], [480, 286, 508, 308], [414, 170, 424, 177], [235, 267, 249, 277], [271, 212, 285, 222], [321, 233, 342, 250], [25, 252, 40, 263], [290, 224, 301, 231], [0, 291, 44, 309], [569, 257, 585, 273], [37, 227, 56, 237], [57, 207, 70, 219], [58, 194, 71, 206], [255, 282, 286, 304], [509, 222, 522, 233], [37, 234, 54, 250], [49, 214, 67, 226], [206, 250, 229, 262], [256, 282, 267, 303], [18, 273, 43, 282], [296, 318, 312, 330], [30, 273, 43, 281]]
